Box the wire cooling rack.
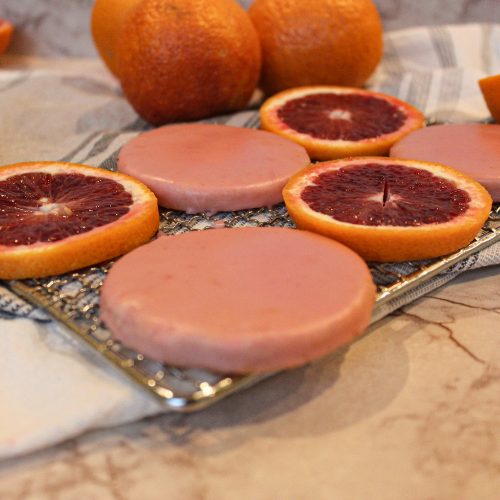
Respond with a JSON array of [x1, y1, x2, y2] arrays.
[[7, 203, 500, 411]]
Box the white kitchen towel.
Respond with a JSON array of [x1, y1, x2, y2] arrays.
[[0, 23, 499, 459]]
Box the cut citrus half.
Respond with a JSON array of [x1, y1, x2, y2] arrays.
[[478, 74, 500, 123], [260, 86, 425, 160], [283, 157, 492, 262], [0, 19, 14, 55], [0, 162, 159, 279]]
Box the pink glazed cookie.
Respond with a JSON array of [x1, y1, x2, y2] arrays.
[[117, 124, 310, 213], [390, 124, 500, 201], [100, 227, 376, 373]]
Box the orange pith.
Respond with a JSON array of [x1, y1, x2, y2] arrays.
[[479, 74, 500, 123], [91, 0, 143, 77], [283, 157, 492, 262], [0, 162, 159, 280], [248, 0, 383, 95], [115, 0, 261, 125], [0, 19, 14, 55], [261, 86, 425, 160]]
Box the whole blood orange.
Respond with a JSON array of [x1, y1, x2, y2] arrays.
[[261, 86, 425, 160], [0, 162, 159, 279], [248, 0, 383, 95], [0, 19, 14, 55], [91, 0, 142, 76], [479, 74, 500, 123], [283, 157, 492, 262], [115, 0, 261, 125]]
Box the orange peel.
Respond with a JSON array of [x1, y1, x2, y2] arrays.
[[261, 86, 425, 160], [0, 162, 159, 279], [479, 74, 500, 123], [0, 19, 14, 55], [283, 157, 492, 262]]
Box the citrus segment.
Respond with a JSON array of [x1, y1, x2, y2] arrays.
[[115, 0, 261, 125], [261, 86, 425, 160], [283, 157, 492, 262], [117, 124, 310, 213], [0, 162, 159, 279], [0, 19, 14, 55], [248, 0, 383, 95], [478, 74, 500, 123], [100, 227, 376, 373], [390, 124, 500, 201]]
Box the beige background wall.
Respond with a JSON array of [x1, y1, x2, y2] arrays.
[[0, 0, 499, 58]]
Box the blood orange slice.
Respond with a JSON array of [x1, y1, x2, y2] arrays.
[[283, 157, 492, 262], [0, 162, 159, 279], [261, 86, 425, 160]]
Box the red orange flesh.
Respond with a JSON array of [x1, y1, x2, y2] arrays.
[[261, 86, 425, 160], [0, 162, 159, 279], [283, 157, 492, 262]]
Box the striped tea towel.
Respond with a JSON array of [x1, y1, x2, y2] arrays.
[[0, 23, 499, 459]]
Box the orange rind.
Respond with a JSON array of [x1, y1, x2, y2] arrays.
[[91, 0, 142, 76], [114, 0, 261, 125], [0, 162, 159, 279], [283, 157, 492, 262], [261, 86, 425, 160], [248, 0, 383, 95], [0, 19, 14, 55], [479, 74, 500, 123]]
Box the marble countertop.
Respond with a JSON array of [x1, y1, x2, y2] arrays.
[[0, 265, 499, 499]]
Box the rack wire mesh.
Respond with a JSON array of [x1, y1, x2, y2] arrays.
[[7, 203, 500, 411]]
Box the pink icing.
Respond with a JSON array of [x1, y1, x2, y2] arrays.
[[100, 227, 376, 374], [117, 124, 310, 213], [390, 124, 500, 201]]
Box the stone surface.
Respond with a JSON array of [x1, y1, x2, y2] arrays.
[[0, 267, 499, 499]]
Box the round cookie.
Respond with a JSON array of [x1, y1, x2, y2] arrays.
[[390, 123, 500, 201], [100, 227, 376, 373], [117, 124, 310, 213]]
